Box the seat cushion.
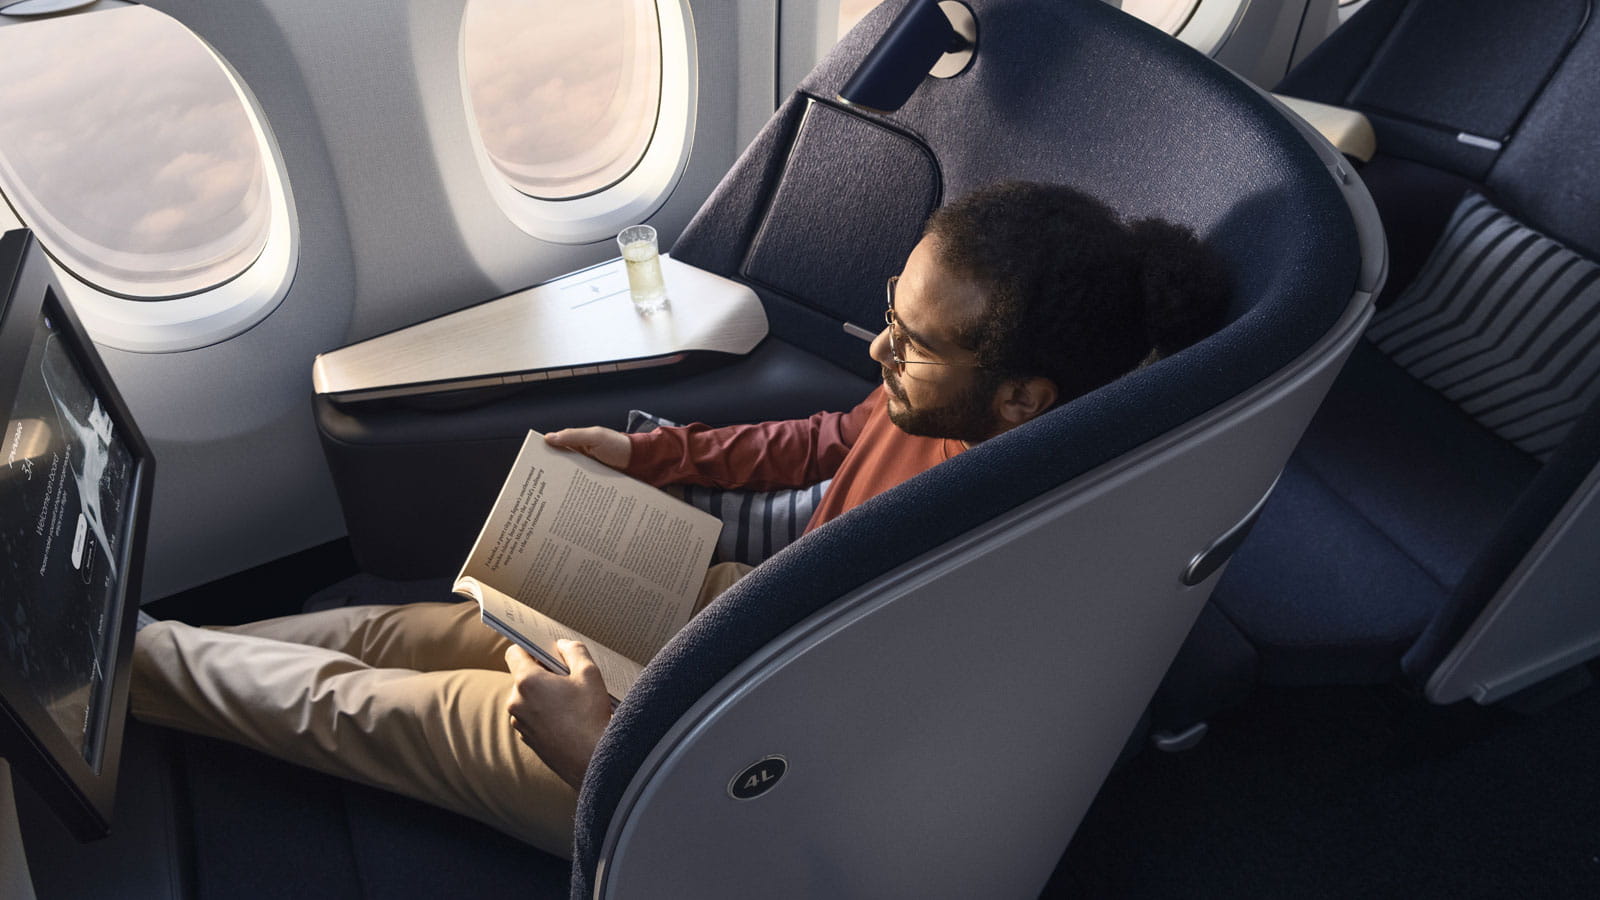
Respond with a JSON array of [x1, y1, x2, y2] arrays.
[[624, 409, 828, 565], [1367, 192, 1600, 461], [1213, 342, 1538, 684]]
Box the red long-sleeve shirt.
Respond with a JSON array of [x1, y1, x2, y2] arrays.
[[623, 385, 965, 533]]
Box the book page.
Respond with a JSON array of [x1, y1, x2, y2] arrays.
[[456, 431, 721, 666], [455, 577, 645, 701]]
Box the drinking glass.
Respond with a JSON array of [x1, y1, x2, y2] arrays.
[[617, 225, 669, 315]]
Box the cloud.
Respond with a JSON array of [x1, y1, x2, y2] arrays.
[[463, 0, 661, 195], [0, 5, 266, 287]]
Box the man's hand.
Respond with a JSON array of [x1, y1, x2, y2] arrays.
[[505, 640, 613, 790], [545, 427, 632, 471]]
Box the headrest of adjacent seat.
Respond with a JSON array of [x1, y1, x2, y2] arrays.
[[1277, 0, 1591, 181]]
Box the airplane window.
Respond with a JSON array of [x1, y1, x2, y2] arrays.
[[463, 0, 663, 200], [458, 0, 693, 244], [0, 5, 273, 300]]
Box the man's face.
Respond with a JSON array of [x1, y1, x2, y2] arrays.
[[869, 236, 1005, 444]]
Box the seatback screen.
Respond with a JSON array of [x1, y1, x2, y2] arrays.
[[2, 308, 135, 770]]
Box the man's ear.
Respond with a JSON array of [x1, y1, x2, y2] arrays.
[[995, 376, 1058, 428]]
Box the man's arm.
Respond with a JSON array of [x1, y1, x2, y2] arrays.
[[617, 387, 883, 490]]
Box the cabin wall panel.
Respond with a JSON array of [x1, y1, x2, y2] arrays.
[[98, 0, 361, 600], [83, 0, 775, 599]]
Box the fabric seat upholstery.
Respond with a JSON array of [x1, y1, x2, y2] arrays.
[[1171, 0, 1600, 716], [1215, 342, 1538, 684]]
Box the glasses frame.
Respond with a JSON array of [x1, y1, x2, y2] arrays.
[[883, 275, 988, 375]]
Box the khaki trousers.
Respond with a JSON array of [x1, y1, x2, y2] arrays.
[[130, 562, 751, 859]]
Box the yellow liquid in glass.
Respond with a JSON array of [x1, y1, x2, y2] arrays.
[[621, 240, 668, 313]]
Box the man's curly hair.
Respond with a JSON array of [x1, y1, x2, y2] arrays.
[[924, 180, 1229, 405]]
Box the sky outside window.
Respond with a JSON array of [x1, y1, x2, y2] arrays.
[[0, 5, 270, 299], [463, 0, 663, 200]]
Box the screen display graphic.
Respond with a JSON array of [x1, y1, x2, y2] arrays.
[[1, 310, 134, 768]]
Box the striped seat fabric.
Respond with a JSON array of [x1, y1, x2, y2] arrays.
[[624, 410, 828, 565], [1368, 193, 1600, 461]]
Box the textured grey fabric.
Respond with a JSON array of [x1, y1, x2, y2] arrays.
[[670, 100, 810, 276], [624, 410, 828, 566], [743, 101, 939, 331], [1349, 0, 1584, 140], [1209, 342, 1538, 685], [1486, 4, 1600, 259], [1369, 193, 1600, 460]]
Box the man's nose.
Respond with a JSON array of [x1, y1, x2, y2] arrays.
[[868, 325, 892, 367]]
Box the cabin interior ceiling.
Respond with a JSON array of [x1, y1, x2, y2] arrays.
[[85, 0, 779, 600]]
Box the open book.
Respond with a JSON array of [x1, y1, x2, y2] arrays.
[[453, 431, 722, 701]]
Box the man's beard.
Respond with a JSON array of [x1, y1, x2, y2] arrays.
[[882, 367, 1004, 443]]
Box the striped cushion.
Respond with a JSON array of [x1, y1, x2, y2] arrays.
[[625, 410, 828, 565], [1368, 193, 1600, 461]]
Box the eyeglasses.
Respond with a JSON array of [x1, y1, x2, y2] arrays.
[[883, 275, 987, 375]]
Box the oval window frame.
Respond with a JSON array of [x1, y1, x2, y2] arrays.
[[1120, 0, 1204, 35], [458, 0, 697, 245], [1171, 0, 1253, 56], [0, 10, 298, 354]]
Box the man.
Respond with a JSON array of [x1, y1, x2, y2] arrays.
[[132, 181, 1227, 859]]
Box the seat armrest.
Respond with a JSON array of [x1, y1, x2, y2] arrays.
[[313, 256, 769, 403], [1273, 94, 1377, 162]]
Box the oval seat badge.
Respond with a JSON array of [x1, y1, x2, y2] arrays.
[[728, 755, 787, 800]]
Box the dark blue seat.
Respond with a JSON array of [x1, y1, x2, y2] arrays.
[[1160, 0, 1600, 730], [572, 1, 1379, 895], [1216, 341, 1538, 685]]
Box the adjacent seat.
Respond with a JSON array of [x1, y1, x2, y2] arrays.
[[1155, 0, 1600, 738]]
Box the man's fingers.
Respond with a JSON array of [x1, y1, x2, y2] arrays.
[[544, 427, 630, 470], [504, 644, 546, 677], [504, 644, 529, 675], [555, 639, 600, 679], [554, 641, 610, 699], [544, 428, 594, 450], [507, 641, 599, 685]]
